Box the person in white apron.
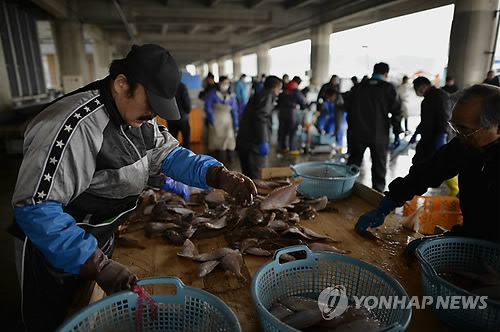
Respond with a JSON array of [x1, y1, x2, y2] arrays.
[[204, 76, 239, 161]]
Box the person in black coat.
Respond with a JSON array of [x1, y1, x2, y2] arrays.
[[411, 76, 451, 164], [236, 76, 281, 179], [168, 82, 192, 149], [344, 62, 402, 192], [484, 70, 500, 87]]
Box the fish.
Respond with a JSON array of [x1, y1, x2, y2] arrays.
[[197, 260, 220, 278], [267, 219, 289, 231], [401, 205, 423, 232], [142, 204, 155, 216], [239, 238, 259, 253], [269, 303, 294, 321], [244, 247, 272, 256], [282, 226, 314, 240], [278, 253, 296, 262], [144, 222, 179, 238], [301, 226, 338, 242], [163, 230, 186, 245], [260, 178, 302, 211], [115, 236, 146, 249], [281, 308, 323, 330], [204, 190, 226, 205], [193, 248, 235, 262], [310, 196, 328, 212], [203, 215, 228, 229], [182, 225, 197, 239], [167, 207, 195, 217], [220, 250, 246, 281], [308, 242, 350, 254], [280, 296, 318, 312], [191, 216, 213, 226], [177, 239, 198, 258]]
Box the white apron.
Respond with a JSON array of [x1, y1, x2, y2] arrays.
[[208, 103, 236, 151]]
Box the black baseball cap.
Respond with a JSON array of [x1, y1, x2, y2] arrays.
[[125, 44, 181, 120]]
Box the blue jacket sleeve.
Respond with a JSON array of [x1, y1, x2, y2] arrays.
[[231, 97, 239, 129], [14, 201, 97, 274], [160, 146, 222, 189], [204, 91, 216, 125]]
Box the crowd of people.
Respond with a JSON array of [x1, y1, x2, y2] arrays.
[[9, 43, 499, 331]]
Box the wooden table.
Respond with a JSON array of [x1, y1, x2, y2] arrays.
[[111, 182, 448, 332]]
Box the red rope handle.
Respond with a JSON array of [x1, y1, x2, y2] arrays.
[[132, 284, 158, 331]]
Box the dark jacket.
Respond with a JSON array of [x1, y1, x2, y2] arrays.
[[236, 88, 275, 152], [442, 84, 458, 94], [388, 138, 500, 243], [278, 88, 305, 121], [345, 78, 402, 144], [484, 76, 500, 87], [413, 87, 451, 163], [171, 82, 191, 122]]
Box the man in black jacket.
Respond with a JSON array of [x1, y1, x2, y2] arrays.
[[236, 76, 281, 179], [355, 84, 500, 243], [345, 62, 402, 192], [411, 76, 451, 164], [168, 82, 192, 149]]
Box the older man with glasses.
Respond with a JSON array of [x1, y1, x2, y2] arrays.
[[355, 84, 500, 244]]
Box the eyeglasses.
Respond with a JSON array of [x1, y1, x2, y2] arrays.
[[448, 121, 484, 138]]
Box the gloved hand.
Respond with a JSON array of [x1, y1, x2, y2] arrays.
[[161, 176, 190, 201], [393, 135, 401, 148], [258, 142, 269, 156], [80, 248, 137, 295], [355, 196, 397, 233], [409, 134, 417, 144], [206, 165, 257, 205], [208, 115, 215, 126], [435, 133, 448, 150]]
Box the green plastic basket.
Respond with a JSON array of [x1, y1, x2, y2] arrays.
[[57, 277, 241, 332]]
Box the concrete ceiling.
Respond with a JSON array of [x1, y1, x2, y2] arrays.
[[28, 0, 453, 66]]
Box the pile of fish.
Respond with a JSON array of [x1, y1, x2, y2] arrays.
[[269, 295, 384, 331], [117, 177, 349, 279]]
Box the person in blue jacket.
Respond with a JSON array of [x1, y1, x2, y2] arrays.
[[9, 44, 257, 331], [234, 74, 249, 119], [316, 86, 347, 147], [204, 76, 239, 161]]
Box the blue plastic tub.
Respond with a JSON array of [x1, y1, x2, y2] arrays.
[[415, 237, 500, 330], [57, 277, 241, 332], [291, 161, 360, 200], [251, 245, 412, 332]]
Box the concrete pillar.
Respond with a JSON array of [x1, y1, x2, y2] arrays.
[[0, 37, 12, 113], [233, 52, 242, 78], [447, 0, 500, 88], [217, 59, 226, 77], [257, 44, 270, 76], [310, 22, 332, 87], [85, 25, 112, 80], [195, 64, 204, 77], [53, 20, 90, 92]]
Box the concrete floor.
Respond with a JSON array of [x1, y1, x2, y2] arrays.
[[0, 115, 448, 330]]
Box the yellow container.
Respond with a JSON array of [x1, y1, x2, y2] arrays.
[[403, 196, 463, 234]]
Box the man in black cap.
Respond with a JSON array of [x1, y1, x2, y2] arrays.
[[9, 44, 257, 331]]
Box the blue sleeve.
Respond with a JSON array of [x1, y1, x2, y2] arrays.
[[204, 92, 215, 124], [14, 201, 97, 274], [231, 97, 239, 128], [160, 146, 222, 189]]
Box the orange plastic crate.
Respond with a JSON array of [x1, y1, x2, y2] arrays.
[[403, 196, 463, 235]]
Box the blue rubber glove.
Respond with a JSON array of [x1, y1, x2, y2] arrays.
[[355, 196, 397, 233], [258, 142, 269, 156], [393, 135, 401, 148], [161, 177, 190, 201], [435, 133, 448, 150]]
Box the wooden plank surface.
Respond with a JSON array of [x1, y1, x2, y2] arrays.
[[113, 186, 448, 332]]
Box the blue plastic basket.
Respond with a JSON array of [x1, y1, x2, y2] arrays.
[[251, 245, 412, 332], [291, 162, 360, 200], [57, 277, 241, 332], [415, 237, 500, 330]]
